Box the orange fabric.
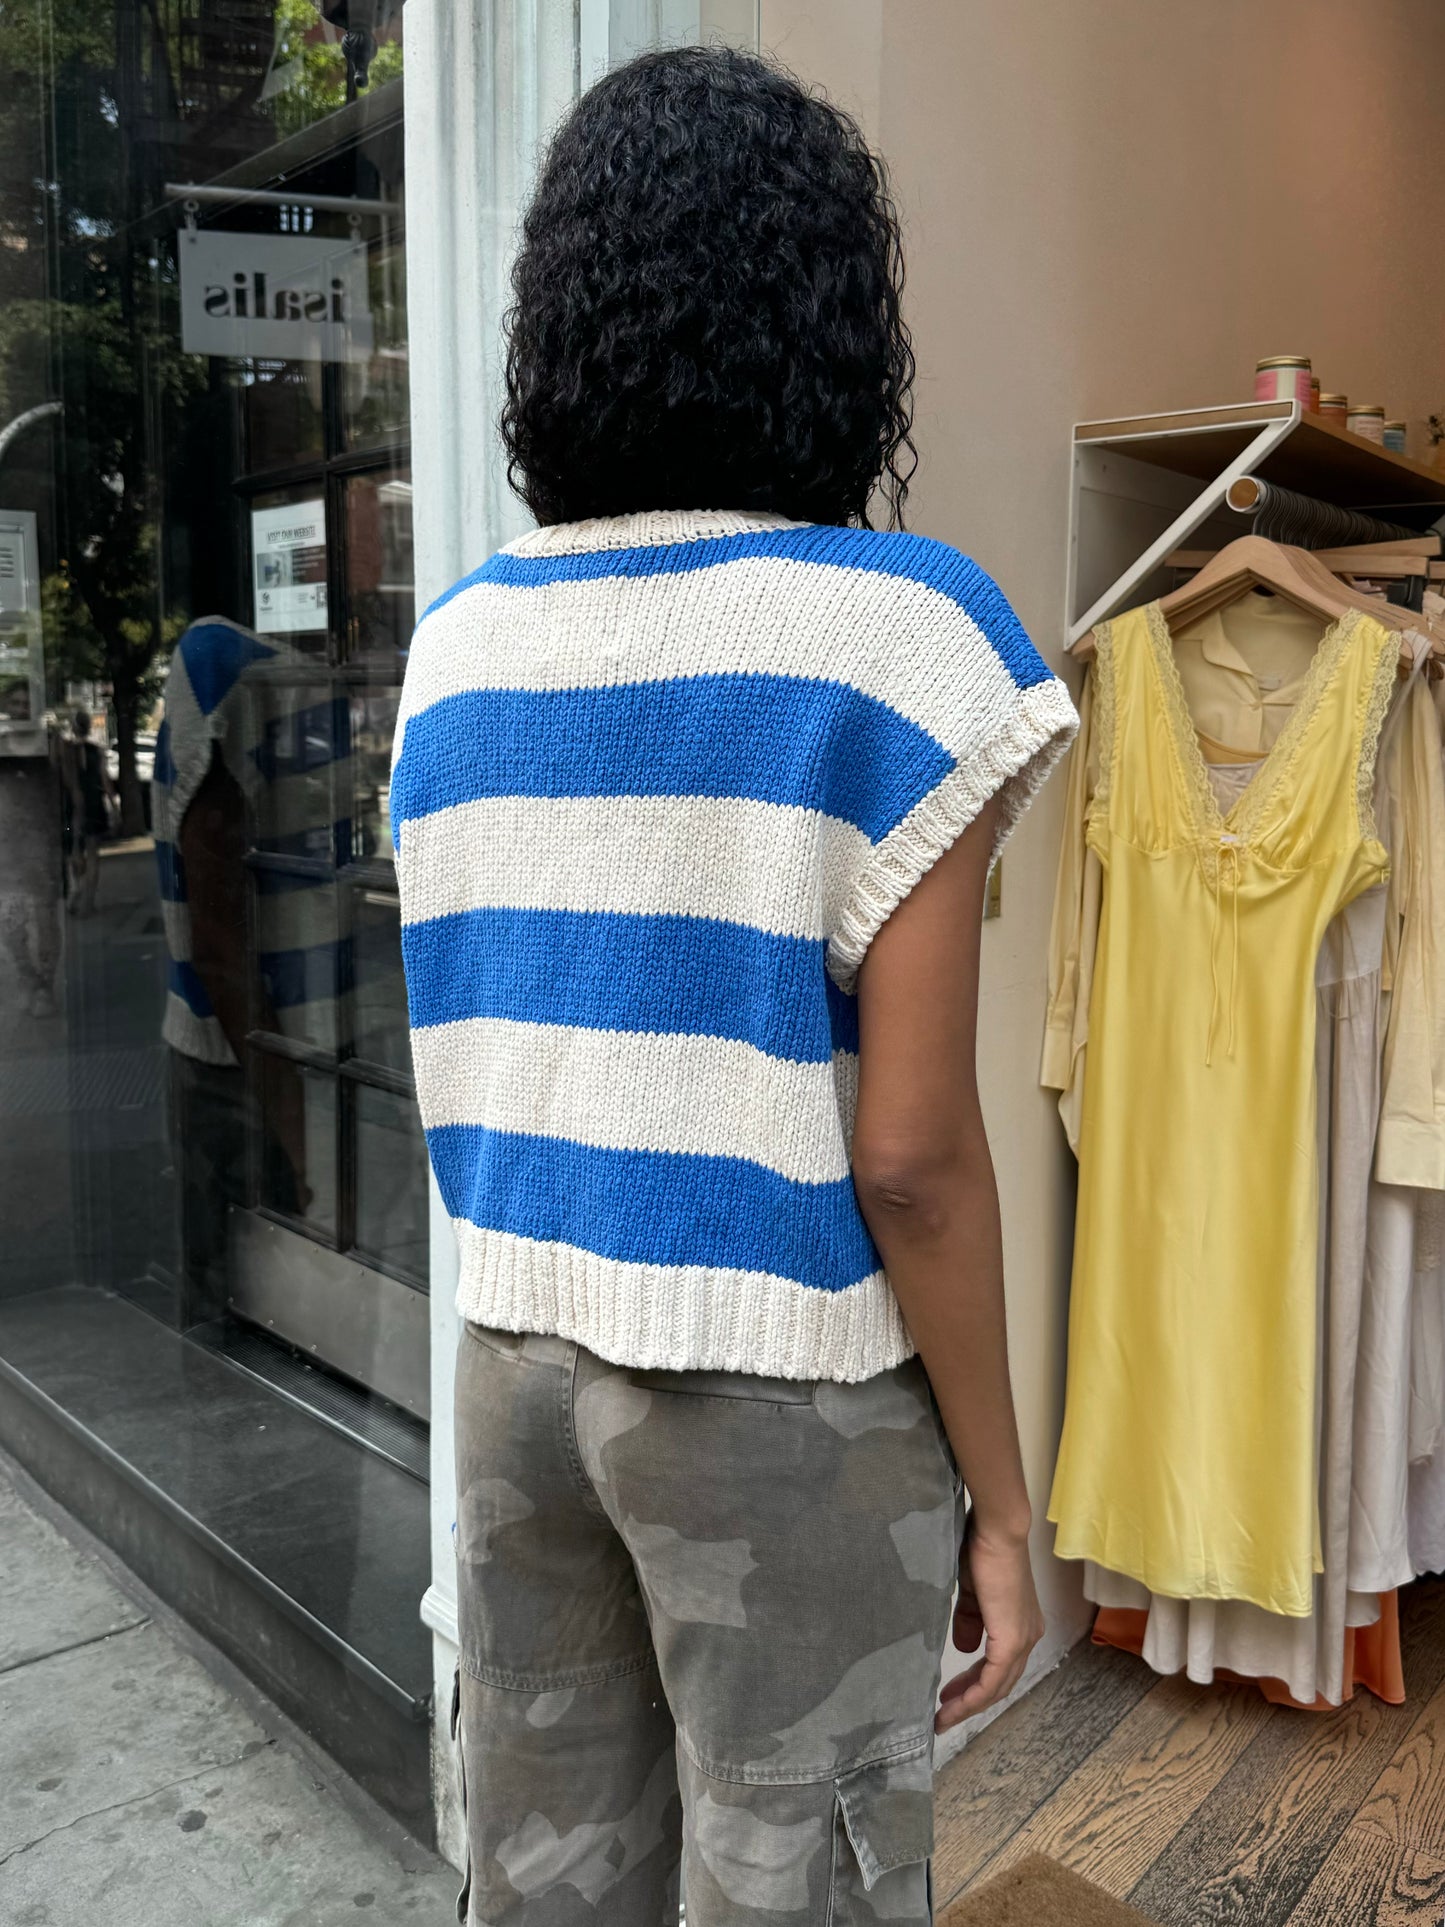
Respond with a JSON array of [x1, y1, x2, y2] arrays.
[[1091, 1589, 1405, 1710]]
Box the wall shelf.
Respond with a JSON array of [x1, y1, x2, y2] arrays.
[[1065, 401, 1445, 651]]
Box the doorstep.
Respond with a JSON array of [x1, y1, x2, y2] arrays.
[[0, 1285, 435, 1844]]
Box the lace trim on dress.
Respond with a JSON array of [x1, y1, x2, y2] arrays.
[[1142, 601, 1227, 847], [1356, 619, 1401, 846], [1142, 600, 1367, 856], [1086, 618, 1117, 846]]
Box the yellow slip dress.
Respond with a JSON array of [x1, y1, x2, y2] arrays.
[[1047, 600, 1396, 1617]]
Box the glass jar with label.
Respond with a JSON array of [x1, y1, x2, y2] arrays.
[[1254, 355, 1312, 405], [1317, 393, 1349, 424], [1347, 405, 1386, 444], [1383, 421, 1407, 453]]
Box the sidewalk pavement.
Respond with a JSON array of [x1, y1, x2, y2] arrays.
[[0, 1450, 459, 1926]]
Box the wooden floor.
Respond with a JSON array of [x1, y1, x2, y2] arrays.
[[933, 1578, 1445, 1924]]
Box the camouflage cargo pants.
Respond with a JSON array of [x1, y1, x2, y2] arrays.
[[453, 1321, 967, 1925]]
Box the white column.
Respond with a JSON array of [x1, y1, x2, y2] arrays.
[[404, 0, 578, 1869]]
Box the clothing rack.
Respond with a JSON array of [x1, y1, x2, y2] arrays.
[[1072, 535, 1444, 671], [1066, 400, 1445, 652], [1224, 476, 1432, 550]]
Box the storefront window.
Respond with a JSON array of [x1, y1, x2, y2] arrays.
[[0, 0, 429, 1823]]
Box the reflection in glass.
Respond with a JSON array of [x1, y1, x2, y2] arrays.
[[246, 664, 349, 864], [259, 1056, 337, 1238], [344, 243, 410, 451], [354, 1083, 429, 1285], [353, 888, 410, 1074], [345, 469, 414, 678], [348, 684, 401, 863], [243, 359, 326, 473], [256, 874, 348, 1055], [266, 1, 405, 141], [0, 0, 429, 1822]]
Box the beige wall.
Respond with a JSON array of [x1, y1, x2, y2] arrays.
[[760, 0, 1445, 1727]]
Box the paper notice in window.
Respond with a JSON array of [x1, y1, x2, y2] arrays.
[[252, 499, 328, 634]]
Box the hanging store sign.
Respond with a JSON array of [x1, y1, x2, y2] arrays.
[[252, 499, 328, 634], [180, 230, 374, 363]]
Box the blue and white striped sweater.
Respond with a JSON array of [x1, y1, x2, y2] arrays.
[[392, 509, 1076, 1381], [155, 616, 353, 1065]]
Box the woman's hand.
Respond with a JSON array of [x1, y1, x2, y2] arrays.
[[935, 1513, 1044, 1732]]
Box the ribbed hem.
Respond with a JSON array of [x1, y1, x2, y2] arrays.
[[506, 508, 804, 558], [828, 677, 1079, 993], [162, 995, 237, 1067], [451, 1221, 914, 1384]]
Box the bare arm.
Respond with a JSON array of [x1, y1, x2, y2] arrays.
[[852, 797, 1043, 1730], [180, 746, 252, 1060]]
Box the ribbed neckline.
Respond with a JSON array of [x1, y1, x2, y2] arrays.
[[505, 508, 808, 557]]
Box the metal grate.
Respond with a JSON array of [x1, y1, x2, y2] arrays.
[[0, 1045, 167, 1118], [190, 1319, 429, 1484]]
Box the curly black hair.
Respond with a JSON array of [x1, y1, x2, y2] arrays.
[[501, 45, 916, 531]]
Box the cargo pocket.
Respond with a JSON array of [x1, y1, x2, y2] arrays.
[[830, 1746, 935, 1925]]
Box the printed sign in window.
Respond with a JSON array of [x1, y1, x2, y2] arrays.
[[252, 499, 328, 634]]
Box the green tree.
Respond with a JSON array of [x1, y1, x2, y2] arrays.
[[271, 0, 403, 140]]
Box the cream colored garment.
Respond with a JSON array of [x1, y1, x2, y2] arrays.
[[1176, 596, 1324, 752], [1407, 1184, 1445, 1570], [1410, 1449, 1445, 1573], [1044, 603, 1445, 1701], [1352, 680, 1445, 1594], [1411, 1191, 1445, 1467], [1405, 684, 1445, 1572]]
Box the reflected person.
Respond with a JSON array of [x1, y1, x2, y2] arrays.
[[154, 617, 312, 1327], [0, 738, 62, 1021], [61, 708, 115, 918]]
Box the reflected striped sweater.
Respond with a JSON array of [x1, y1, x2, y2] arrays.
[[391, 509, 1077, 1381]]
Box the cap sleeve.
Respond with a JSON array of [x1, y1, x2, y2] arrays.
[[826, 559, 1078, 993]]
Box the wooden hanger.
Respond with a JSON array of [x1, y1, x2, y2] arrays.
[[1161, 534, 1356, 628], [1073, 534, 1426, 668], [1285, 545, 1440, 673]]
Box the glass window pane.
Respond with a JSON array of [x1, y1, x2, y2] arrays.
[[258, 1055, 337, 1239], [344, 468, 413, 676], [353, 1083, 429, 1285], [0, 1, 427, 1831], [243, 359, 326, 473], [352, 887, 411, 1074], [245, 666, 347, 863], [255, 875, 348, 1056], [264, 6, 404, 142], [343, 241, 409, 452], [347, 683, 401, 865]]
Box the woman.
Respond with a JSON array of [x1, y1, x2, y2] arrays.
[[393, 45, 1076, 1926]]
